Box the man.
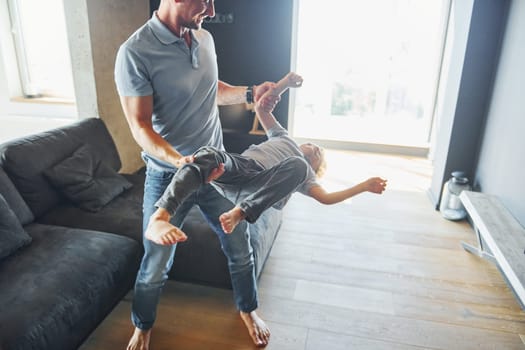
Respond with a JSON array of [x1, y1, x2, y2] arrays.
[[144, 72, 387, 245], [114, 0, 277, 348]]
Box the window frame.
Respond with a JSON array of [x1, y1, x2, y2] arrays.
[[0, 0, 77, 119]]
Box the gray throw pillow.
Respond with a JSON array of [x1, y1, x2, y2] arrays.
[[43, 144, 132, 212], [0, 193, 32, 260]]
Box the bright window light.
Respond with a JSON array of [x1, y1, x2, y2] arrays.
[[292, 0, 449, 148], [7, 0, 74, 100]]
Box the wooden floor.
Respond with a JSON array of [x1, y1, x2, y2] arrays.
[[80, 150, 525, 350]]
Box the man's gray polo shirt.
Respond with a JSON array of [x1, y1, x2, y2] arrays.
[[115, 13, 223, 171]]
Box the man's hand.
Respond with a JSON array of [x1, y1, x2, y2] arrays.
[[175, 155, 225, 183], [173, 155, 194, 168], [363, 177, 388, 194]]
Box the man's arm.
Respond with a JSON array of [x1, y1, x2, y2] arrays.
[[120, 95, 187, 167], [217, 80, 276, 106], [308, 177, 387, 205]]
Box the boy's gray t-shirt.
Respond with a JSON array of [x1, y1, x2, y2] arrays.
[[240, 122, 319, 208]]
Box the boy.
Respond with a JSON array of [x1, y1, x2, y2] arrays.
[[146, 73, 387, 245]]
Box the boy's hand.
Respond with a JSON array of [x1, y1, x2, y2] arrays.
[[253, 81, 276, 102], [284, 72, 303, 87], [364, 177, 388, 194], [256, 94, 280, 113]]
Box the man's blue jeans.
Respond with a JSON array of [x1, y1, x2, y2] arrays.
[[131, 166, 258, 330]]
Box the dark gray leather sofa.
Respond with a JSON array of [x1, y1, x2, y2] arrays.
[[0, 118, 282, 350]]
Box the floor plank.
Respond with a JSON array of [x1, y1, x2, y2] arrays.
[[306, 329, 427, 350], [80, 150, 525, 350]]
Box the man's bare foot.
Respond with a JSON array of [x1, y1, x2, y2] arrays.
[[127, 327, 151, 350], [219, 206, 246, 234], [240, 310, 270, 347], [145, 208, 187, 245]]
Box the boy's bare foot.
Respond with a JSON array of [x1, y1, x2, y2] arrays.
[[240, 310, 270, 347], [145, 208, 187, 245], [219, 206, 246, 234], [127, 327, 151, 350]]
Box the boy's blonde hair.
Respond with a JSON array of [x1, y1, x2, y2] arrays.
[[314, 147, 327, 178]]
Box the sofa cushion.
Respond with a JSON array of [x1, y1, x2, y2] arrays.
[[37, 170, 144, 243], [43, 144, 132, 212], [0, 167, 34, 225], [0, 193, 32, 260], [0, 118, 121, 217], [0, 223, 141, 350]]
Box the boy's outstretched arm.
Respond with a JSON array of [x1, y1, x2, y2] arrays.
[[308, 177, 387, 205], [254, 72, 303, 134]]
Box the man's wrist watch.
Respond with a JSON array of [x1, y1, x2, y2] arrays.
[[246, 86, 254, 104]]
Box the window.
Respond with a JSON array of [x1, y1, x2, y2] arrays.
[[0, 0, 76, 117], [291, 0, 450, 150]]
